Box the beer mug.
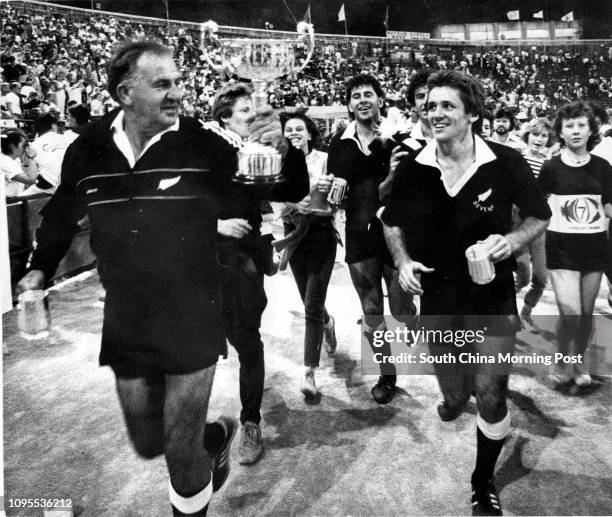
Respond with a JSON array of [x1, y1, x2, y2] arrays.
[[465, 243, 495, 285], [17, 289, 50, 339], [327, 177, 347, 206]]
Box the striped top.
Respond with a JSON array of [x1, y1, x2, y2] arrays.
[[523, 153, 545, 178]]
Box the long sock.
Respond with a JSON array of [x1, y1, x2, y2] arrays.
[[471, 413, 510, 486], [170, 479, 212, 516]]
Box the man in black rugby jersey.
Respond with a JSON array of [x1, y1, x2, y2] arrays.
[[328, 73, 416, 404], [382, 71, 550, 516], [16, 40, 307, 516]]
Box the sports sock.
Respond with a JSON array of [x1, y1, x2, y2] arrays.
[[471, 412, 511, 487], [169, 479, 212, 516]]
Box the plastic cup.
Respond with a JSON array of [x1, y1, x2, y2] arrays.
[[17, 290, 50, 339], [465, 243, 495, 285]]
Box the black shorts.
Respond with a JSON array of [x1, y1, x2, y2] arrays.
[[100, 280, 224, 380], [421, 271, 520, 336]]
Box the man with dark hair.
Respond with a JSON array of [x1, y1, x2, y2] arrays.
[[492, 108, 525, 150], [22, 112, 72, 194], [403, 69, 434, 149], [379, 70, 435, 202], [202, 83, 309, 465], [328, 73, 415, 404], [382, 70, 551, 515], [17, 40, 306, 516], [65, 104, 91, 138]]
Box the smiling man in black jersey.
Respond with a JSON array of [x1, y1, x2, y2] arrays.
[[382, 71, 551, 516], [328, 74, 416, 404]]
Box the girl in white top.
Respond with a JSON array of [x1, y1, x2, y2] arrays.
[[1, 129, 37, 197]]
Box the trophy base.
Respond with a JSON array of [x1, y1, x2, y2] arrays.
[[306, 207, 333, 216], [232, 173, 285, 185]]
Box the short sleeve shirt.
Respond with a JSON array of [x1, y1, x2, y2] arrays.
[[382, 137, 551, 282], [538, 154, 612, 271]]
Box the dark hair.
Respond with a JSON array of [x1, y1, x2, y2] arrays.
[[427, 70, 485, 134], [211, 83, 253, 126], [1, 129, 27, 155], [68, 104, 90, 126], [33, 112, 59, 135], [482, 110, 494, 126], [280, 111, 320, 152], [521, 117, 554, 146], [406, 70, 431, 107], [107, 40, 173, 103], [589, 101, 609, 126], [493, 108, 516, 129], [344, 74, 384, 105], [553, 100, 601, 152]]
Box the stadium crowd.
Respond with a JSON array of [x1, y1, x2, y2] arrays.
[[2, 2, 612, 129], [2, 3, 612, 516]]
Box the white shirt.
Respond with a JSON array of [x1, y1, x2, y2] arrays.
[[0, 160, 11, 313], [30, 131, 74, 188], [5, 91, 22, 116], [2, 153, 26, 197], [110, 110, 180, 168]]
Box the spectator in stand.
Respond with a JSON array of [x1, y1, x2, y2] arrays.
[[64, 104, 91, 141], [481, 110, 494, 140], [90, 92, 106, 117], [1, 129, 36, 196], [491, 108, 526, 150], [23, 113, 72, 194], [5, 82, 22, 117]]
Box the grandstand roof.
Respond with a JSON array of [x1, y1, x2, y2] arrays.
[[47, 0, 611, 39]]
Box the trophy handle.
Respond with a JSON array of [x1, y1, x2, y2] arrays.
[[293, 29, 315, 76]]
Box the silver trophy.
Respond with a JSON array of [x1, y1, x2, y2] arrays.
[[201, 20, 315, 184]]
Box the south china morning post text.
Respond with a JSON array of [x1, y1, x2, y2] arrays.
[[360, 315, 612, 377]]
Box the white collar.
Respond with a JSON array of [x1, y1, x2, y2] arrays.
[[416, 134, 497, 197], [200, 120, 244, 149], [410, 120, 429, 142], [340, 119, 385, 156], [110, 110, 180, 168]]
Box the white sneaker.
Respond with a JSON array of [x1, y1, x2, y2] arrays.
[[300, 369, 318, 398], [573, 364, 592, 387]]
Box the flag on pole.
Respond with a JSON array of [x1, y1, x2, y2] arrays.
[[383, 5, 389, 30], [506, 10, 519, 21], [303, 4, 311, 23], [338, 4, 345, 22], [561, 11, 574, 22], [533, 10, 543, 19]]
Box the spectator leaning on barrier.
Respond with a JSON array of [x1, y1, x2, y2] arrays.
[[23, 112, 73, 194], [1, 129, 36, 197]]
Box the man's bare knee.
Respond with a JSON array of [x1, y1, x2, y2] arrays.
[[475, 376, 508, 422]]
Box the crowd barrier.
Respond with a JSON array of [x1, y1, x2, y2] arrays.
[[7, 193, 96, 294]]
